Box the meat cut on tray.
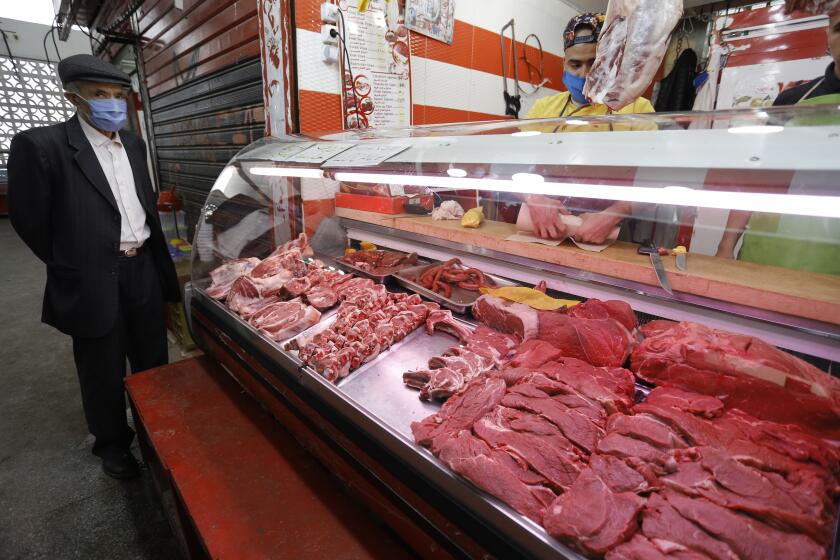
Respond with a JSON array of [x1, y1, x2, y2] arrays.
[[205, 257, 261, 300], [411, 324, 840, 559], [249, 301, 321, 341], [473, 295, 636, 367], [339, 249, 419, 275], [289, 284, 440, 383], [632, 320, 840, 438], [204, 234, 339, 341], [403, 311, 518, 400]]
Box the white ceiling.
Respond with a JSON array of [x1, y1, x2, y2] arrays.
[[564, 0, 725, 11]]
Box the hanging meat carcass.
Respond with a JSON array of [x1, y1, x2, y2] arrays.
[[584, 0, 683, 110], [784, 0, 840, 15]]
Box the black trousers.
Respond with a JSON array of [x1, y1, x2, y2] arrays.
[[72, 250, 168, 455]]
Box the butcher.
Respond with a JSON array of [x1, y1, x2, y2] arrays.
[[523, 13, 655, 242], [527, 13, 655, 121], [715, 10, 840, 274], [7, 55, 180, 479]]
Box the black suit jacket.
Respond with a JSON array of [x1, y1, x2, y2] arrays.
[[8, 115, 180, 338]]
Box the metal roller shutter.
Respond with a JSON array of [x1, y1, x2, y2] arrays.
[[149, 58, 265, 237]]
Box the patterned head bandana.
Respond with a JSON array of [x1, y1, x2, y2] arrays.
[[563, 13, 606, 50]]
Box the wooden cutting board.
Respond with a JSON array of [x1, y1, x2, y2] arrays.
[[336, 209, 840, 326]]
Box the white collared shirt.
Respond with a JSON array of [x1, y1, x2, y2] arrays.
[[79, 117, 151, 250]]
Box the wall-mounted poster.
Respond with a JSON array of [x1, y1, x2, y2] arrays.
[[340, 0, 412, 129], [406, 0, 456, 44]]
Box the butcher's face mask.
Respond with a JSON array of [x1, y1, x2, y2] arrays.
[[563, 41, 597, 105]]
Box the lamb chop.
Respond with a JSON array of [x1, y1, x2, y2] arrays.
[[584, 0, 683, 110]]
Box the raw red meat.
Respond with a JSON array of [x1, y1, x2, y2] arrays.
[[473, 295, 539, 340], [660, 448, 832, 544], [501, 385, 604, 454], [568, 299, 638, 332], [639, 320, 679, 339], [497, 370, 612, 429], [404, 323, 517, 401], [468, 326, 519, 359], [411, 377, 507, 453], [226, 276, 279, 318], [340, 250, 418, 275], [645, 387, 724, 419], [473, 406, 586, 491], [538, 359, 636, 414], [283, 276, 311, 297], [251, 247, 306, 279], [633, 401, 834, 487], [661, 491, 826, 560], [537, 311, 634, 367], [641, 493, 739, 560], [598, 432, 677, 473], [589, 454, 658, 495], [606, 534, 711, 560], [506, 339, 563, 369], [425, 309, 472, 341], [436, 430, 556, 524], [249, 301, 321, 342], [404, 368, 467, 401], [298, 290, 426, 383], [715, 408, 840, 471], [543, 469, 644, 556], [268, 232, 313, 258], [640, 362, 840, 439], [303, 286, 338, 310], [206, 257, 261, 300], [606, 413, 688, 451], [249, 269, 294, 297], [632, 321, 840, 411], [584, 0, 683, 110]]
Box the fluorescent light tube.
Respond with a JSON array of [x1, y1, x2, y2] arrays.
[[332, 172, 840, 219]]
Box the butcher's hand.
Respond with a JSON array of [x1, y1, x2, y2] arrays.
[[526, 195, 569, 239], [575, 211, 621, 244]]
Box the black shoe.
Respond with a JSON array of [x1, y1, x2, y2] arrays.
[[101, 448, 140, 480]]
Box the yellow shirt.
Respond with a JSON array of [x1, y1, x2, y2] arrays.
[[527, 92, 655, 118], [525, 92, 656, 132]]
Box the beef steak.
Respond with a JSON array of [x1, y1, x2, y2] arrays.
[[544, 469, 644, 556]]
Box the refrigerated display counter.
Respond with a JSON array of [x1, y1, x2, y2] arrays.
[[186, 106, 840, 560]]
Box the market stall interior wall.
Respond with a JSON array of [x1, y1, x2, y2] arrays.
[[294, 0, 576, 134]]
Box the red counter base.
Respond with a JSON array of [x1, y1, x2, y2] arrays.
[[125, 356, 414, 560]]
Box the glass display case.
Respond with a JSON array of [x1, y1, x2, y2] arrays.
[[187, 106, 840, 560]]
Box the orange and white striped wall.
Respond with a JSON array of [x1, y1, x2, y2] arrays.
[[293, 0, 578, 134]]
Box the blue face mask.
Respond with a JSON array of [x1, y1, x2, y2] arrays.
[[75, 95, 128, 132], [562, 71, 588, 106]]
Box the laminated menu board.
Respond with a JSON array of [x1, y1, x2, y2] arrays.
[[341, 0, 412, 129]]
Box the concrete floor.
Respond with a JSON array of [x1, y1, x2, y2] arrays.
[[0, 218, 181, 559]]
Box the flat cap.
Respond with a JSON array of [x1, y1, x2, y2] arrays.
[[58, 54, 131, 88]]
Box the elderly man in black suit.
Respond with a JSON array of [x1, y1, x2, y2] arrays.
[[8, 54, 180, 479]]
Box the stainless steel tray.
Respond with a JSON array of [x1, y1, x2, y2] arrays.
[[394, 262, 520, 314], [337, 320, 470, 434], [334, 252, 426, 283]]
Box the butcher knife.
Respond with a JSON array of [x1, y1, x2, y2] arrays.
[[638, 241, 673, 295]]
